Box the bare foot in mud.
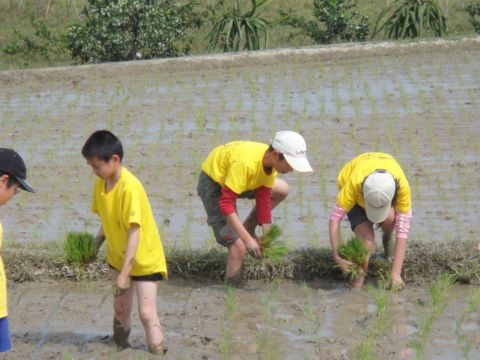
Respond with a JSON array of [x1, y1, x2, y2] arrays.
[[348, 270, 365, 289]]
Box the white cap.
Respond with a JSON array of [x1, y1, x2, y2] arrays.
[[363, 170, 395, 223], [271, 131, 313, 172]]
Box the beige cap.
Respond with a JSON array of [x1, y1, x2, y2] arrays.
[[271, 131, 313, 172], [363, 170, 395, 223]]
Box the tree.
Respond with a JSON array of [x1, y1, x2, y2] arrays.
[[281, 0, 369, 45], [67, 0, 199, 63], [207, 0, 272, 52], [372, 0, 447, 39]]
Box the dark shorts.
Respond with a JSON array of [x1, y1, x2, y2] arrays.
[[0, 317, 12, 352], [347, 204, 371, 231], [108, 264, 163, 281], [196, 171, 255, 247]]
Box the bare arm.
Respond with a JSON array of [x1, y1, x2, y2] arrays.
[[225, 212, 261, 258], [329, 218, 352, 273], [94, 226, 106, 249], [115, 224, 140, 291]]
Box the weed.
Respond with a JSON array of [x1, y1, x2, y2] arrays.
[[455, 288, 480, 359]]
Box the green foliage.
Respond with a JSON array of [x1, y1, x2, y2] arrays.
[[64, 231, 95, 266], [67, 0, 200, 63], [260, 224, 289, 261], [2, 18, 68, 65], [338, 236, 368, 279], [463, 1, 480, 33], [281, 0, 369, 44], [372, 0, 447, 39], [207, 0, 272, 52]]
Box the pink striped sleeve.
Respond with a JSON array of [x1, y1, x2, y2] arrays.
[[329, 204, 347, 222], [395, 212, 412, 239]]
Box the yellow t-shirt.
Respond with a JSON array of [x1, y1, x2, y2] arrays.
[[201, 141, 277, 194], [0, 223, 7, 318], [336, 152, 411, 213], [91, 167, 167, 277]]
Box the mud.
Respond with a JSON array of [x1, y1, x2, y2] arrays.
[[4, 279, 480, 359]]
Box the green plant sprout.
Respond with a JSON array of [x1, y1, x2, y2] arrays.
[[337, 236, 368, 280]]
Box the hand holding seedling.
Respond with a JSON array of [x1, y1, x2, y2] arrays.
[[85, 234, 106, 263], [388, 276, 405, 291], [245, 237, 261, 259], [333, 255, 354, 273], [113, 273, 130, 296]]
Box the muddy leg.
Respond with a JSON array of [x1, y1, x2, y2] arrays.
[[382, 232, 395, 259], [113, 318, 131, 349]]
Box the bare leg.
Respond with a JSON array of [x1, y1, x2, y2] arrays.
[[111, 269, 134, 349], [225, 238, 247, 281], [136, 281, 166, 355], [350, 221, 375, 289], [380, 207, 395, 259], [243, 178, 289, 234]]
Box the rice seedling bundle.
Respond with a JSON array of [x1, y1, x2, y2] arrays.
[[64, 231, 96, 266], [338, 236, 368, 279], [260, 224, 289, 261]]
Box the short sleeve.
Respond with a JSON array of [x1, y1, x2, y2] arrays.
[[122, 187, 142, 228], [91, 179, 99, 214], [336, 179, 357, 212], [395, 175, 412, 213]]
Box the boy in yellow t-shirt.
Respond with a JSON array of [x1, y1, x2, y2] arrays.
[[82, 130, 167, 355], [0, 148, 35, 353], [328, 152, 412, 290], [197, 131, 313, 283]]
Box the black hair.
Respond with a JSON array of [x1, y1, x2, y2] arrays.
[[267, 144, 286, 160], [81, 130, 123, 161], [0, 171, 17, 188]]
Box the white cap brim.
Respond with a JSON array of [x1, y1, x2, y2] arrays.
[[364, 202, 389, 223], [284, 154, 313, 172]]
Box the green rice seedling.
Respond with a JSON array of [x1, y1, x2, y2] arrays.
[[410, 274, 454, 359], [455, 288, 480, 359], [219, 285, 235, 358], [260, 224, 289, 261], [355, 285, 391, 360], [337, 236, 369, 280], [64, 231, 96, 266]]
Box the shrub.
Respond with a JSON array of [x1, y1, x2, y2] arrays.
[[463, 1, 480, 33], [2, 19, 68, 65], [207, 0, 272, 52], [67, 0, 200, 63], [64, 231, 96, 266], [281, 0, 369, 44], [372, 0, 447, 39]]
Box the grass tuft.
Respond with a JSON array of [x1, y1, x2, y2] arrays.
[[64, 231, 95, 266]]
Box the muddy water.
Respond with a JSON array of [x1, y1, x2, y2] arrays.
[[0, 39, 479, 249], [5, 280, 480, 359]]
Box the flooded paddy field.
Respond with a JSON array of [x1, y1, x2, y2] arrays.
[[0, 38, 479, 249], [4, 279, 480, 359]]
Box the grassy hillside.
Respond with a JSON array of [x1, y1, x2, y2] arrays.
[[0, 0, 476, 70]]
